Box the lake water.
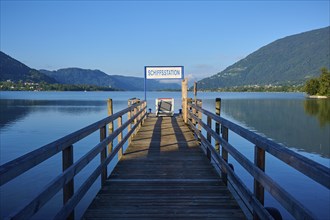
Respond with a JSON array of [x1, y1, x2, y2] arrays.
[[0, 91, 329, 219]]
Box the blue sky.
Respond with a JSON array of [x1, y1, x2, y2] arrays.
[[1, 1, 329, 81]]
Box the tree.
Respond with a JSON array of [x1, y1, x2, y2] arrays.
[[304, 67, 330, 96], [318, 67, 330, 96], [305, 78, 320, 95]]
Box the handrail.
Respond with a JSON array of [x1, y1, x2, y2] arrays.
[[55, 107, 145, 219], [187, 101, 329, 220], [0, 99, 147, 220], [190, 103, 330, 189], [0, 101, 145, 186], [189, 112, 314, 219]]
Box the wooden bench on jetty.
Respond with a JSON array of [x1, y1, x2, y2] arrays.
[[1, 80, 329, 220]]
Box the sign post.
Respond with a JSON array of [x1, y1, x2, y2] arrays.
[[144, 66, 184, 101]]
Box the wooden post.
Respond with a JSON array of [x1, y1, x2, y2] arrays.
[[133, 105, 137, 136], [128, 100, 132, 144], [183, 98, 188, 124], [182, 78, 188, 123], [100, 126, 107, 186], [62, 145, 74, 220], [137, 103, 141, 130], [107, 99, 113, 153], [253, 145, 265, 220], [207, 116, 212, 143], [206, 115, 212, 161], [221, 125, 228, 186], [197, 100, 202, 133], [132, 99, 141, 131], [142, 101, 146, 124], [215, 98, 221, 152], [187, 98, 192, 123], [118, 116, 123, 160], [193, 81, 197, 102], [192, 101, 197, 126]]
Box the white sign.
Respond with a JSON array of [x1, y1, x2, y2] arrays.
[[145, 66, 183, 79]]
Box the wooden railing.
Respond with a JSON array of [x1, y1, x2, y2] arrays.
[[0, 98, 147, 220], [186, 98, 330, 220]]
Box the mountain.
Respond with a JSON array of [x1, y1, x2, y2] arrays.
[[0, 51, 57, 83], [0, 51, 180, 91], [40, 68, 181, 91], [198, 26, 330, 90], [40, 68, 116, 87]]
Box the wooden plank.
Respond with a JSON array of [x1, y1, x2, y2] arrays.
[[84, 116, 246, 219]]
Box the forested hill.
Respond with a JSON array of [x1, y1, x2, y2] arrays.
[[0, 51, 57, 83], [40, 68, 181, 91], [198, 26, 330, 90], [0, 51, 181, 91]]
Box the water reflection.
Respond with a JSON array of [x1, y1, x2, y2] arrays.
[[221, 99, 330, 158], [0, 99, 106, 129], [304, 99, 330, 127], [0, 100, 30, 128]]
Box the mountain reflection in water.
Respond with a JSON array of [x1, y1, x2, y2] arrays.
[[0, 99, 105, 129], [221, 99, 330, 158]]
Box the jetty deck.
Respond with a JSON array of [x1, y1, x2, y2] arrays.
[[83, 115, 246, 219], [2, 96, 328, 220]]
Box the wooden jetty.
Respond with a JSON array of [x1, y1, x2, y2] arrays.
[[1, 80, 329, 220], [84, 115, 245, 219]]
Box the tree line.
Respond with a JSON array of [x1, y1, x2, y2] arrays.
[[0, 81, 118, 91]]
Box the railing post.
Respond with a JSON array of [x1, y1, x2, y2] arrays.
[[207, 116, 212, 143], [197, 100, 202, 133], [142, 101, 146, 124], [128, 100, 132, 144], [187, 98, 192, 124], [62, 145, 74, 220], [138, 104, 141, 129], [182, 78, 188, 123], [192, 101, 197, 126], [107, 99, 113, 153], [100, 126, 107, 186], [254, 145, 265, 220], [206, 115, 212, 161], [118, 116, 123, 160], [183, 98, 188, 124], [215, 98, 221, 152], [133, 105, 137, 136], [221, 125, 228, 186]]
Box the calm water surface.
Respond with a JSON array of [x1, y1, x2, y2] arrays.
[[0, 91, 329, 219]]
